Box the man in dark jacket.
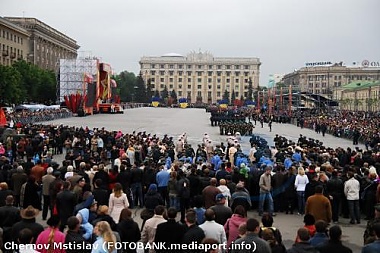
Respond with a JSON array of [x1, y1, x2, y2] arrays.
[[326, 170, 344, 223], [65, 216, 91, 253], [56, 181, 77, 231], [182, 209, 205, 252], [287, 227, 319, 253], [10, 205, 44, 243], [0, 195, 21, 243], [92, 179, 109, 206], [155, 207, 186, 252], [316, 225, 353, 253]]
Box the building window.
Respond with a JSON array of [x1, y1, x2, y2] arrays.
[[150, 78, 155, 82], [198, 65, 202, 69], [235, 85, 239, 90], [217, 71, 221, 76], [178, 71, 183, 76], [235, 72, 240, 76], [169, 85, 173, 89], [217, 79, 221, 83], [151, 70, 156, 75], [244, 65, 249, 70], [169, 71, 174, 76], [188, 78, 191, 82], [179, 84, 182, 89], [187, 71, 192, 76], [217, 85, 221, 89], [226, 65, 231, 69], [208, 91, 212, 97], [235, 79, 239, 83], [151, 64, 156, 68], [160, 84, 165, 88], [226, 79, 230, 83], [187, 65, 192, 69], [226, 72, 230, 77], [217, 65, 221, 69], [244, 72, 249, 77], [178, 64, 183, 68], [197, 78, 202, 83], [208, 71, 212, 76], [160, 64, 165, 68], [178, 91, 182, 96], [188, 85, 191, 89], [208, 65, 213, 69], [169, 64, 174, 69], [160, 78, 164, 82], [169, 78, 173, 82], [217, 92, 221, 97], [197, 72, 202, 76], [208, 85, 212, 89], [197, 85, 202, 89], [208, 78, 212, 83], [160, 71, 165, 75], [178, 78, 182, 82], [235, 65, 240, 69]]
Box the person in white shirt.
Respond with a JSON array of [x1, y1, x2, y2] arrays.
[[294, 167, 309, 215], [199, 209, 227, 245], [344, 171, 361, 224], [217, 179, 231, 207]]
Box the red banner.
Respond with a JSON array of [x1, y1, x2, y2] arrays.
[[0, 108, 7, 127]]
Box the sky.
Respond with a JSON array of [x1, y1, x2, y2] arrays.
[[1, 0, 379, 86]]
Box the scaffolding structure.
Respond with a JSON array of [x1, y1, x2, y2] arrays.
[[58, 56, 99, 103]]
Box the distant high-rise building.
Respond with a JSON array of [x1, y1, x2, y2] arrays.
[[3, 17, 80, 71], [139, 51, 261, 104]]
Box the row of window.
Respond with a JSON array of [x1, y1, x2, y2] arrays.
[[151, 77, 251, 84], [306, 75, 378, 81], [149, 70, 252, 77], [153, 83, 245, 90], [158, 90, 244, 99], [0, 43, 24, 58], [149, 63, 252, 70], [0, 29, 24, 44]]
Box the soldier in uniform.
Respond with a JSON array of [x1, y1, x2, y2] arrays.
[[364, 203, 380, 245]]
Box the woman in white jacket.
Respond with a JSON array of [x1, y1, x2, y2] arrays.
[[295, 167, 309, 215], [109, 183, 129, 223]]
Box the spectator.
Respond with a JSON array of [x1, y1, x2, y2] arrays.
[[287, 227, 319, 253], [230, 218, 271, 253], [305, 185, 332, 224], [117, 208, 141, 253], [199, 209, 227, 244], [261, 228, 287, 253], [182, 209, 205, 252], [317, 225, 353, 253], [202, 178, 221, 209], [344, 171, 361, 224], [92, 221, 117, 253], [309, 220, 329, 247], [224, 205, 247, 249], [109, 183, 129, 224], [211, 193, 232, 226], [65, 216, 90, 253], [362, 223, 380, 253], [141, 205, 166, 253], [259, 213, 283, 245], [11, 205, 44, 243], [155, 207, 186, 253], [295, 166, 309, 215], [35, 215, 66, 253], [303, 214, 316, 238], [259, 166, 274, 216]]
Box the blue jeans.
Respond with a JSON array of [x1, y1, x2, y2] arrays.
[[297, 191, 305, 214], [169, 195, 179, 210], [259, 192, 274, 215], [131, 182, 144, 208], [348, 200, 360, 223]]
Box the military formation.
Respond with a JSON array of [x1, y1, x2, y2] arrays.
[[219, 121, 254, 136]]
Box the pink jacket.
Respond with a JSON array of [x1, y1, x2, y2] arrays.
[[224, 214, 247, 249], [35, 228, 66, 253]]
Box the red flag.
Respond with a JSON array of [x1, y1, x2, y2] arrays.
[[0, 108, 7, 127]]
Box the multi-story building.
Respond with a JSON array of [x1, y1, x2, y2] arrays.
[[282, 62, 380, 100], [336, 81, 380, 112], [139, 51, 261, 104], [0, 16, 29, 66], [4, 17, 80, 71]]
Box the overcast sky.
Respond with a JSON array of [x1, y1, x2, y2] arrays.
[[1, 0, 379, 85]]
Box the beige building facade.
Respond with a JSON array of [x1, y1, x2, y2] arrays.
[[0, 17, 29, 66], [139, 51, 261, 104], [3, 17, 79, 71], [282, 63, 380, 100]]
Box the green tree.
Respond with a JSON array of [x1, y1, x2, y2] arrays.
[[0, 65, 24, 105], [223, 89, 230, 104], [146, 78, 154, 102], [170, 89, 178, 104], [161, 85, 169, 104], [135, 72, 147, 103], [231, 89, 236, 103], [116, 71, 136, 102], [154, 89, 160, 98]]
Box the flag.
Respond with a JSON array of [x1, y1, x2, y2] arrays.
[[0, 108, 7, 127], [111, 79, 117, 88]]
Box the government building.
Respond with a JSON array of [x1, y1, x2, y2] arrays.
[[139, 51, 261, 104], [282, 61, 380, 100], [0, 16, 79, 71]]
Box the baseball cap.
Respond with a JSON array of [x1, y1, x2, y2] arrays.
[[216, 193, 226, 202]]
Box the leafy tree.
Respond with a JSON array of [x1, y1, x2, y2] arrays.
[[223, 89, 230, 104], [170, 89, 178, 104], [154, 89, 160, 98], [116, 71, 136, 102], [0, 65, 24, 105], [146, 78, 154, 102], [161, 85, 169, 102], [231, 89, 236, 102], [135, 72, 147, 103]]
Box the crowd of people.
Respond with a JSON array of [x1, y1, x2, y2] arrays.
[[3, 108, 72, 127], [0, 107, 379, 252]]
